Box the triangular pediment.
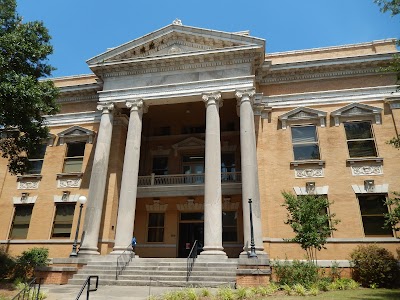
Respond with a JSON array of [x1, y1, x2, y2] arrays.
[[57, 126, 95, 145], [172, 137, 205, 150], [87, 22, 264, 65], [331, 102, 382, 117], [279, 107, 327, 121]]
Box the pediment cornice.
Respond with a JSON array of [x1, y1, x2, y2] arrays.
[[87, 23, 264, 66]]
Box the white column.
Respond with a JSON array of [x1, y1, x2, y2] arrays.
[[199, 92, 227, 258], [236, 89, 266, 256], [112, 99, 147, 254], [79, 102, 114, 255]]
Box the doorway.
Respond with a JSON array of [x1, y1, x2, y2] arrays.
[[178, 213, 204, 257]]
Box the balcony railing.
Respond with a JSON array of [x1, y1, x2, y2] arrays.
[[138, 172, 241, 186]]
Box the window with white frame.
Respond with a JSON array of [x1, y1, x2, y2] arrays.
[[344, 121, 377, 158], [358, 194, 392, 237], [52, 203, 75, 238], [63, 142, 86, 173], [147, 213, 164, 242], [26, 144, 47, 174], [291, 125, 320, 160], [9, 205, 33, 239]]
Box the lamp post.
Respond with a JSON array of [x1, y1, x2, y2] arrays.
[[70, 195, 87, 257], [248, 198, 257, 258]]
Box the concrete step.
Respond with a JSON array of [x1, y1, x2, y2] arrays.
[[77, 269, 236, 276], [68, 278, 235, 288]]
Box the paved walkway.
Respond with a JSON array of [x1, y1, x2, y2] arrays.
[[42, 284, 215, 300]]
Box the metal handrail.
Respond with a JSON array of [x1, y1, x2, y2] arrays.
[[186, 240, 198, 282], [138, 172, 242, 186], [75, 276, 99, 300], [12, 278, 42, 300], [115, 245, 133, 280]]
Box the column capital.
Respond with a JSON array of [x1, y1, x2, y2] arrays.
[[202, 92, 222, 108], [96, 102, 114, 114], [126, 99, 148, 114], [235, 89, 256, 105]]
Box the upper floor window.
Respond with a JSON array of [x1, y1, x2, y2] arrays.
[[9, 205, 33, 239], [63, 142, 86, 173], [291, 125, 320, 160], [152, 157, 168, 175], [26, 144, 47, 175], [344, 121, 377, 158]]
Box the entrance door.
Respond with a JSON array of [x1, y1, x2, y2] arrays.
[[178, 223, 204, 257], [178, 212, 204, 257]]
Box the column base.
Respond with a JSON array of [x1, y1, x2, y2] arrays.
[[198, 248, 227, 260], [109, 250, 134, 256], [239, 250, 269, 260], [110, 245, 133, 255], [77, 248, 100, 256]]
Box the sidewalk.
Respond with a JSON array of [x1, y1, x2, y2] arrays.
[[42, 284, 212, 300]]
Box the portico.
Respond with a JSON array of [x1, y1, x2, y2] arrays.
[[77, 21, 267, 258]]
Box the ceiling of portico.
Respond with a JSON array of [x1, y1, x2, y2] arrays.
[[87, 22, 265, 72]]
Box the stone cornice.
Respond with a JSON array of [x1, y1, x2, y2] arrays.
[[93, 48, 261, 78], [57, 94, 99, 104], [258, 53, 395, 84], [44, 111, 101, 127], [98, 76, 254, 103], [263, 86, 398, 108]]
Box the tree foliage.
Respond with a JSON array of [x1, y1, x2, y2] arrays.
[[282, 192, 340, 263], [374, 0, 400, 16], [0, 0, 58, 174], [384, 191, 400, 232]]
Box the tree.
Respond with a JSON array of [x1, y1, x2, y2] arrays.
[[282, 192, 340, 263], [0, 0, 58, 174], [384, 191, 400, 232], [375, 0, 400, 16], [374, 0, 400, 147]]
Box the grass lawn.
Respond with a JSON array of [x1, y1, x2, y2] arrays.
[[265, 288, 400, 299]]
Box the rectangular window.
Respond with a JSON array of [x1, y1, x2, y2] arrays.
[[52, 204, 75, 238], [63, 142, 86, 173], [221, 153, 236, 181], [152, 157, 168, 175], [147, 213, 164, 242], [223, 211, 238, 242], [358, 194, 393, 237], [27, 144, 47, 174], [344, 121, 377, 157], [9, 205, 33, 239], [291, 125, 320, 160]]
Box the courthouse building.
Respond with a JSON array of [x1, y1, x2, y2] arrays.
[[0, 21, 399, 261]]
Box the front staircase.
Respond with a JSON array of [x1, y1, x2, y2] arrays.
[[68, 258, 238, 287]]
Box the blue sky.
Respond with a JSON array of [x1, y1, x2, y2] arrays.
[[17, 0, 399, 78]]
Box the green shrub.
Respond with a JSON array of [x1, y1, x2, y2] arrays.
[[350, 245, 399, 288], [0, 247, 15, 280], [273, 259, 319, 288], [14, 248, 49, 280]]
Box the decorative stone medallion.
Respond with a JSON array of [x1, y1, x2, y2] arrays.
[[351, 165, 383, 176], [18, 180, 40, 190], [295, 168, 324, 178], [57, 178, 82, 188]]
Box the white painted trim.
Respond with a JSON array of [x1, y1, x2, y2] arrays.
[[293, 186, 329, 195], [270, 259, 351, 268], [351, 184, 389, 194], [53, 194, 80, 203], [44, 111, 101, 127], [263, 237, 399, 243], [12, 195, 37, 205], [264, 86, 399, 108]]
